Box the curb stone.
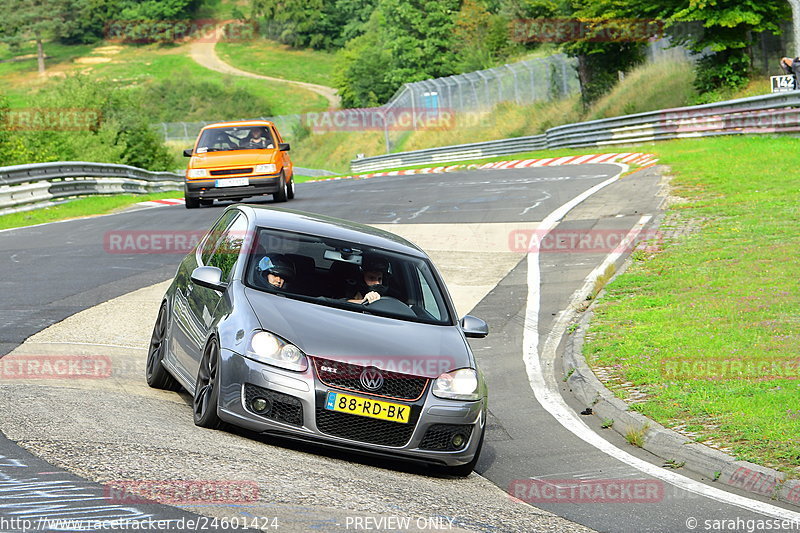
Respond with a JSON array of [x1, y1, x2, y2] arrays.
[[561, 250, 800, 510]]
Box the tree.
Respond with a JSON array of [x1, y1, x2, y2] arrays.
[[379, 0, 461, 87], [0, 0, 68, 75], [335, 11, 395, 107], [453, 0, 514, 72], [250, 0, 339, 49], [584, 0, 791, 93]]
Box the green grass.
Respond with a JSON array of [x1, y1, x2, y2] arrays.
[[87, 47, 328, 116], [217, 39, 337, 87], [0, 41, 95, 76], [584, 135, 800, 476], [0, 191, 182, 231], [2, 41, 328, 116]]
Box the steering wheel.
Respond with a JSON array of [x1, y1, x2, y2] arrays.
[[363, 296, 416, 318]]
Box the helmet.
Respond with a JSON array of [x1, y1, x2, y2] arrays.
[[360, 254, 389, 273], [257, 254, 295, 281]]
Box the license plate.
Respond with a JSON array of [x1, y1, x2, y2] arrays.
[[324, 392, 410, 424], [215, 177, 249, 187]]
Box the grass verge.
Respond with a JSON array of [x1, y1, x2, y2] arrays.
[[0, 191, 182, 231], [584, 135, 800, 477]]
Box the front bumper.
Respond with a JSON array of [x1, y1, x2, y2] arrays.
[[184, 174, 281, 200], [216, 349, 485, 467]]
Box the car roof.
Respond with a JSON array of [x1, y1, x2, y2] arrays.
[[236, 206, 427, 258], [201, 120, 276, 130]]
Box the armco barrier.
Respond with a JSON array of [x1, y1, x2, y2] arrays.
[[0, 162, 183, 215], [351, 92, 800, 173]]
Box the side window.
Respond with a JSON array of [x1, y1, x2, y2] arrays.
[[200, 211, 237, 265], [207, 214, 249, 282], [416, 266, 444, 321]]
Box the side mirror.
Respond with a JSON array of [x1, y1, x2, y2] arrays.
[[278, 143, 290, 152], [191, 266, 226, 291], [461, 315, 488, 338], [183, 148, 193, 157]]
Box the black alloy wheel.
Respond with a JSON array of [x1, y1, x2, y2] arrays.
[[146, 303, 181, 391]]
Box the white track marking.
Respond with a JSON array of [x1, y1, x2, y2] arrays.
[[522, 164, 800, 521]]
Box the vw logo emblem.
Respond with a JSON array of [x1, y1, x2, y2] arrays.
[[360, 367, 384, 391]]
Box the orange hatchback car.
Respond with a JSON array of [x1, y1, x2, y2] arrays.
[[183, 120, 295, 209]]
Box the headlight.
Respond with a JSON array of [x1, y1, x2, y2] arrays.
[[187, 169, 208, 178], [432, 368, 480, 401], [246, 331, 308, 372], [254, 164, 277, 174]]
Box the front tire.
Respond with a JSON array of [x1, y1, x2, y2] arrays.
[[146, 303, 181, 391], [286, 175, 295, 200], [193, 339, 223, 429], [185, 195, 200, 209], [273, 171, 288, 203]]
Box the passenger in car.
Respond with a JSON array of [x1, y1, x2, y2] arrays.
[[256, 254, 295, 290]]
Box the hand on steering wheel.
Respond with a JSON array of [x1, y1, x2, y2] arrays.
[[361, 291, 381, 305]]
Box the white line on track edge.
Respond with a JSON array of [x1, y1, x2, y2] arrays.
[[523, 163, 800, 521]]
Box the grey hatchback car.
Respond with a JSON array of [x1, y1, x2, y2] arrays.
[[146, 205, 489, 475]]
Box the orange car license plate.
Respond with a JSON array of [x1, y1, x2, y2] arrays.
[[324, 392, 409, 424]]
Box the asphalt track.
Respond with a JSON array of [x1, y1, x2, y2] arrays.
[[1, 164, 799, 532]]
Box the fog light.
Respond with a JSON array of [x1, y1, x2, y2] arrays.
[[451, 433, 466, 449], [252, 397, 271, 414]]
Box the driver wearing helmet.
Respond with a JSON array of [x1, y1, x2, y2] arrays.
[[256, 253, 295, 290], [346, 254, 390, 304]]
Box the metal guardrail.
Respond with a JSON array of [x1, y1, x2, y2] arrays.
[[351, 92, 800, 173], [0, 162, 183, 215]]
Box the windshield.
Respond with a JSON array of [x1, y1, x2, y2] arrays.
[[244, 229, 453, 326], [196, 126, 275, 153]]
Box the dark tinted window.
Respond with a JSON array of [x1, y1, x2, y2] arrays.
[[244, 228, 452, 325]]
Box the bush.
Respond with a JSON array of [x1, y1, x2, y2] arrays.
[[137, 75, 273, 122], [0, 76, 175, 170], [694, 51, 751, 95]]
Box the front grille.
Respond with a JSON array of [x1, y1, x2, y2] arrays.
[[313, 357, 428, 401], [315, 405, 420, 447], [210, 168, 253, 176], [419, 424, 474, 451], [244, 384, 303, 427]]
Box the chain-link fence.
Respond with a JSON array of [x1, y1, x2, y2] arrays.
[[156, 54, 580, 145], [155, 32, 795, 149], [383, 54, 578, 116]]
